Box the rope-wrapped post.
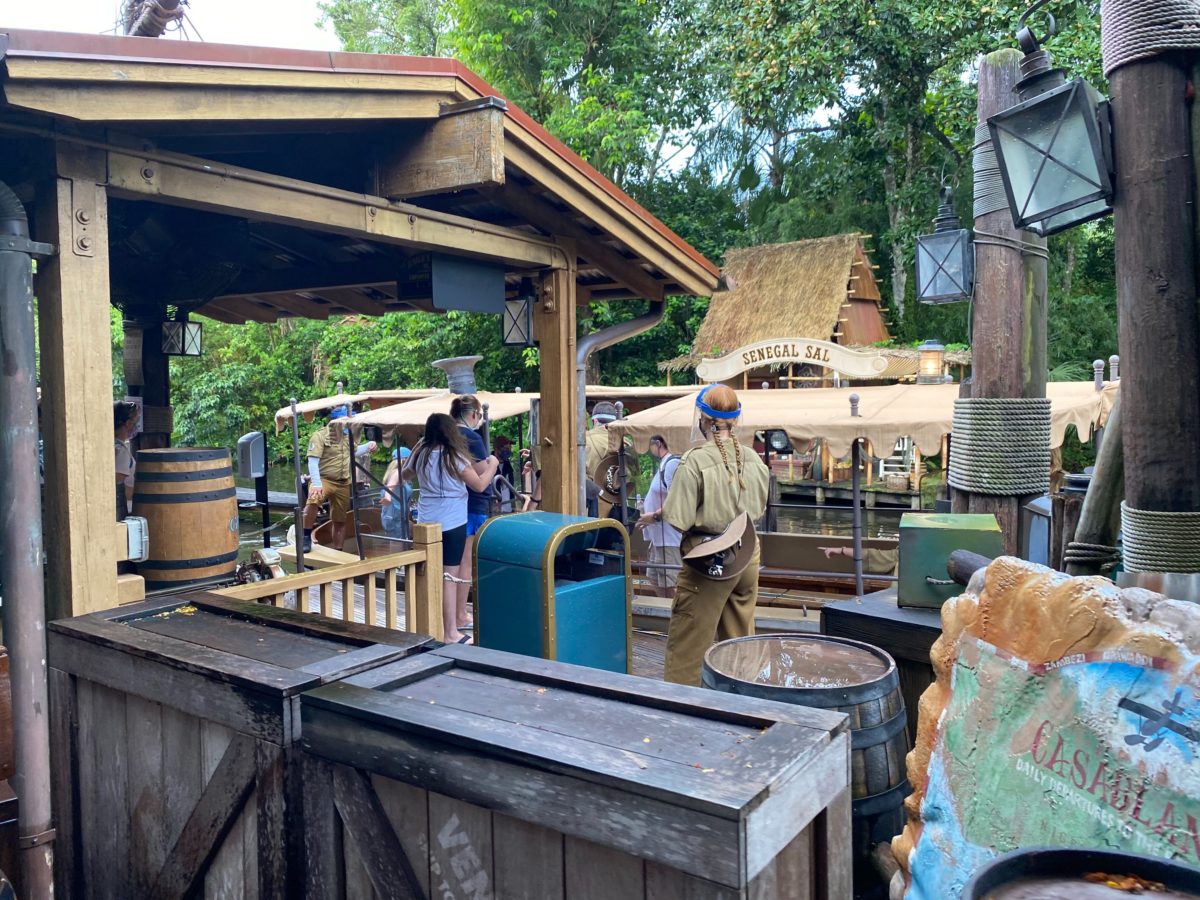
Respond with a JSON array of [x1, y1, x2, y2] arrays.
[[948, 398, 1051, 497], [953, 50, 1048, 554], [1104, 0, 1200, 562]]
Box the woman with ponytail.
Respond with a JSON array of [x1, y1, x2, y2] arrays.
[[660, 385, 770, 685], [449, 394, 492, 633], [407, 413, 498, 643]]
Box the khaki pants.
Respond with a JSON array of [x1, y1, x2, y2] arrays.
[[663, 546, 760, 686], [649, 545, 681, 591]]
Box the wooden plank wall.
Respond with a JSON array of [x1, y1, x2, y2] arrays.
[[325, 772, 831, 900], [51, 671, 281, 899]]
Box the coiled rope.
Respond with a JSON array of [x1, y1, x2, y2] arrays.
[[1063, 540, 1121, 572], [1101, 0, 1200, 77], [1120, 502, 1200, 572], [949, 397, 1051, 495], [972, 125, 1010, 218]]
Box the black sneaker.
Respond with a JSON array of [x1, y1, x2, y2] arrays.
[[302, 533, 313, 553]]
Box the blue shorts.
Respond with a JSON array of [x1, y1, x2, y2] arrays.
[[466, 512, 488, 537]]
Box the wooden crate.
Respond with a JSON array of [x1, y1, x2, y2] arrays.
[[48, 592, 434, 899], [299, 643, 852, 899]]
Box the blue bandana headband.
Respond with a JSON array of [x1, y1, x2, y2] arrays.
[[696, 386, 741, 420]]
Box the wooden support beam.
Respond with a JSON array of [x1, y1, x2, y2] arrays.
[[210, 260, 403, 300], [251, 293, 333, 320], [106, 149, 565, 271], [493, 186, 665, 300], [378, 99, 506, 200], [534, 239, 580, 514], [4, 84, 444, 123], [310, 288, 389, 317], [35, 142, 120, 618], [204, 297, 279, 324]]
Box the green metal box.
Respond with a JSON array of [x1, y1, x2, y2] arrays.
[[473, 511, 631, 672], [898, 513, 1003, 609]]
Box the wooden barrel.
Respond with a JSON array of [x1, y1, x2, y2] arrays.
[[702, 634, 910, 882], [133, 448, 239, 590]]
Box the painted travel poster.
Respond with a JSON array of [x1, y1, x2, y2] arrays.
[[906, 637, 1200, 899]]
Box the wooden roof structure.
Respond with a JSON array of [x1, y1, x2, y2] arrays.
[[662, 234, 887, 372], [1, 27, 719, 617], [0, 29, 718, 325]]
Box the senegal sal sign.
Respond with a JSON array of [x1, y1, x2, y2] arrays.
[[905, 637, 1200, 899], [695, 339, 890, 382]]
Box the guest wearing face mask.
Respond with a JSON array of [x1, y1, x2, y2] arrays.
[[449, 394, 492, 633]]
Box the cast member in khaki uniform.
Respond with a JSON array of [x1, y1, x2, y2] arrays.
[[661, 386, 769, 685], [302, 408, 375, 551]]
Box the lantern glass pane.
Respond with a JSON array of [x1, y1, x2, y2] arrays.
[[161, 321, 184, 355], [990, 80, 1109, 227], [916, 229, 972, 302], [1027, 197, 1112, 237], [182, 322, 203, 356], [502, 298, 534, 346]]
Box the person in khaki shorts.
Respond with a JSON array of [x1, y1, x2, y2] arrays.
[[302, 407, 376, 552], [661, 385, 769, 685], [636, 434, 682, 597]]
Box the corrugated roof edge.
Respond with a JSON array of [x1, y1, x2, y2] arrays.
[[0, 27, 719, 286]]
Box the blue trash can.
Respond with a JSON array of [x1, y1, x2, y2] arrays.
[[473, 512, 631, 673]]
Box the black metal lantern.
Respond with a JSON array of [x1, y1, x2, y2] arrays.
[[916, 186, 974, 304], [986, 9, 1113, 236], [161, 319, 202, 356], [502, 276, 535, 346]]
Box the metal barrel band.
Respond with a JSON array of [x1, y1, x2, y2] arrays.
[[132, 487, 237, 504], [136, 448, 229, 462], [138, 550, 240, 570], [852, 779, 912, 817], [850, 707, 909, 751], [134, 467, 234, 482]]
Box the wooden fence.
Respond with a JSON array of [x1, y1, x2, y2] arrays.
[[217, 522, 444, 640]]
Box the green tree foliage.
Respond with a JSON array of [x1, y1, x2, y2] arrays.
[[149, 0, 1114, 464]]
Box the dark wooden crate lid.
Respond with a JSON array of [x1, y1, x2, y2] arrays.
[[49, 591, 434, 698], [304, 641, 846, 812]]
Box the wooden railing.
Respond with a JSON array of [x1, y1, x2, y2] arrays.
[[217, 523, 444, 640]]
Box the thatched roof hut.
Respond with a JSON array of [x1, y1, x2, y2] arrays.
[[661, 234, 888, 373]]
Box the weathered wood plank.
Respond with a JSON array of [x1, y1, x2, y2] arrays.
[[410, 523, 443, 641], [106, 149, 563, 270], [89, 682, 131, 900], [49, 669, 81, 897], [5, 84, 445, 122], [125, 693, 166, 897], [332, 765, 425, 900], [203, 721, 245, 900], [431, 644, 847, 734], [533, 247, 580, 514], [301, 704, 742, 886], [747, 825, 813, 900], [563, 835, 644, 900], [493, 813, 564, 900], [48, 630, 295, 743], [379, 102, 506, 200], [371, 775, 432, 898], [812, 787, 853, 900], [153, 732, 257, 898], [646, 862, 740, 900], [35, 141, 119, 618], [301, 754, 341, 900], [256, 742, 288, 900], [303, 682, 756, 815], [399, 667, 760, 768], [429, 792, 494, 900]]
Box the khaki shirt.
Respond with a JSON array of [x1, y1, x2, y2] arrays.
[[584, 426, 632, 479], [306, 423, 351, 482], [663, 439, 769, 536]]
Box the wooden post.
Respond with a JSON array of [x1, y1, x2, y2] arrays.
[[1113, 59, 1200, 515], [35, 143, 120, 619], [409, 523, 443, 641], [533, 239, 579, 515], [960, 49, 1049, 554]]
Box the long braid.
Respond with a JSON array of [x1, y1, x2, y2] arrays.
[[730, 434, 747, 491], [711, 421, 747, 492]]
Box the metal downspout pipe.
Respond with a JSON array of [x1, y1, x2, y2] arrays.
[[0, 181, 56, 899], [576, 300, 667, 512]]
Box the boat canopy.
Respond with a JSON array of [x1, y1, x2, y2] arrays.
[[349, 391, 540, 443], [606, 381, 1120, 458], [273, 390, 440, 433]]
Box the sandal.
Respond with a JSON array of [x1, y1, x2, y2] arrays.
[[455, 634, 472, 644]]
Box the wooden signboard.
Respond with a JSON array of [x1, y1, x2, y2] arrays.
[[894, 558, 1200, 899], [695, 339, 890, 382]]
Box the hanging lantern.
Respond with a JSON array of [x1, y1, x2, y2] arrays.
[[917, 340, 946, 385], [915, 186, 974, 304], [161, 319, 203, 356], [986, 10, 1113, 236], [502, 277, 535, 346]]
